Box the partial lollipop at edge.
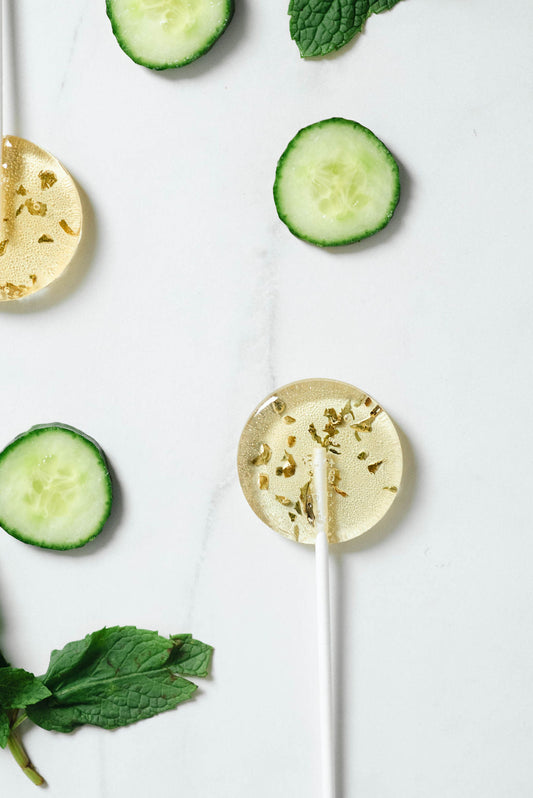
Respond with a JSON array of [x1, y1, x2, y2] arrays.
[[0, 136, 82, 301]]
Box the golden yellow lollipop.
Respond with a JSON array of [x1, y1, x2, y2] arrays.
[[238, 378, 403, 798], [0, 135, 82, 301], [238, 377, 403, 544]]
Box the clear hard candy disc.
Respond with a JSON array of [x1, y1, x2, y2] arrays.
[[0, 136, 82, 301], [238, 378, 403, 544]]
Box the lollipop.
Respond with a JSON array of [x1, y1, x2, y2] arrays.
[[238, 378, 403, 797], [0, 3, 82, 301]]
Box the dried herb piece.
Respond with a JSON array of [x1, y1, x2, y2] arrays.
[[24, 199, 47, 217], [258, 474, 269, 490], [293, 525, 300, 541], [364, 397, 372, 407], [309, 423, 323, 445], [300, 481, 315, 525], [351, 409, 381, 438], [283, 416, 296, 424], [287, 435, 296, 448], [29, 275, 37, 284], [38, 170, 57, 190], [324, 407, 343, 426], [281, 451, 296, 478], [15, 185, 27, 196], [383, 486, 398, 493], [329, 467, 348, 497], [272, 397, 285, 415], [289, 512, 296, 522], [309, 422, 336, 450], [0, 283, 29, 299], [276, 467, 283, 476], [340, 399, 354, 421], [357, 451, 368, 460], [251, 443, 271, 466], [15, 204, 24, 217], [275, 495, 292, 507], [323, 421, 339, 439], [59, 219, 78, 236], [294, 501, 302, 515], [37, 235, 54, 244], [368, 461, 383, 474], [0, 240, 8, 256]]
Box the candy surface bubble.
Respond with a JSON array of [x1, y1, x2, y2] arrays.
[[238, 378, 402, 544], [0, 136, 82, 301]]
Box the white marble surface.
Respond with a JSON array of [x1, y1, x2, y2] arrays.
[[1, 0, 533, 795]]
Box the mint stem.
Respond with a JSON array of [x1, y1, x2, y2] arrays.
[[6, 729, 45, 786], [11, 711, 28, 731]]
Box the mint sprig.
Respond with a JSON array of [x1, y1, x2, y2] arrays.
[[288, 0, 404, 58], [1, 627, 213, 786]]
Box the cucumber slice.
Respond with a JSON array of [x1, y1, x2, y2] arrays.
[[0, 424, 112, 550], [106, 0, 234, 69], [274, 118, 400, 247]]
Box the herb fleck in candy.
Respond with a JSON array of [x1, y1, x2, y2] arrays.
[[368, 461, 383, 474], [38, 170, 58, 190], [251, 443, 271, 466], [272, 398, 285, 415]]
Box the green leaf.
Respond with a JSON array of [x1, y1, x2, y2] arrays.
[[0, 710, 10, 749], [0, 649, 10, 668], [26, 626, 213, 733], [288, 0, 404, 58], [168, 634, 214, 678], [0, 668, 51, 709]]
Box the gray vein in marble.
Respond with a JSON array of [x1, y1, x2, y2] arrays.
[[185, 466, 235, 628], [257, 244, 278, 391], [185, 242, 279, 625], [236, 240, 279, 394], [58, 1, 90, 96]]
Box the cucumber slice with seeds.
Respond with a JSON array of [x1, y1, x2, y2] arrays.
[[0, 424, 112, 550], [106, 0, 234, 70], [274, 118, 400, 247]]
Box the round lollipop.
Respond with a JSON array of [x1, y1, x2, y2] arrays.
[[238, 378, 403, 797], [0, 5, 82, 301]]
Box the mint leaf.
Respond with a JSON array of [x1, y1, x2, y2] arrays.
[[0, 710, 10, 749], [169, 634, 214, 678], [289, 0, 404, 58], [26, 626, 212, 733], [0, 649, 9, 668], [0, 668, 51, 709]]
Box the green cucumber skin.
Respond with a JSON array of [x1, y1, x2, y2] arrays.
[[273, 117, 400, 248], [0, 423, 113, 551], [106, 0, 234, 70]]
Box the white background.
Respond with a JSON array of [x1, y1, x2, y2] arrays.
[[1, 0, 532, 795]]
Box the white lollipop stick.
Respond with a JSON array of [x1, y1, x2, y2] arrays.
[[313, 446, 335, 798], [0, 0, 4, 224]]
